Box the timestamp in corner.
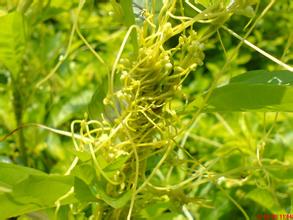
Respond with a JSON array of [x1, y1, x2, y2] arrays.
[[256, 214, 293, 220]]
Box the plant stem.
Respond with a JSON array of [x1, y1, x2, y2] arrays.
[[17, 0, 33, 13], [12, 85, 28, 165]]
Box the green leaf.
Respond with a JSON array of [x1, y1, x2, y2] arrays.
[[230, 70, 293, 84], [72, 163, 95, 185], [88, 82, 122, 122], [139, 200, 174, 218], [190, 70, 293, 112], [110, 0, 135, 27], [120, 0, 135, 26], [73, 150, 92, 162], [0, 163, 75, 219], [94, 181, 131, 208], [11, 175, 75, 206], [50, 90, 93, 127], [88, 82, 108, 120], [0, 162, 44, 187], [265, 165, 293, 180], [74, 177, 96, 203], [0, 162, 132, 218], [0, 12, 26, 76], [246, 188, 285, 214], [103, 154, 130, 172]]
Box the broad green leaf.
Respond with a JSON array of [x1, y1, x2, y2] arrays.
[[74, 177, 96, 203], [207, 84, 293, 112], [0, 163, 75, 219], [0, 12, 26, 77], [72, 163, 95, 185], [0, 162, 44, 187], [0, 162, 130, 218], [230, 70, 293, 84], [189, 70, 293, 112], [0, 194, 41, 219], [246, 188, 285, 214], [11, 175, 75, 206]]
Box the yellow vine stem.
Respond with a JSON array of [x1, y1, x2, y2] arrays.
[[148, 158, 220, 191], [222, 26, 293, 72], [243, 1, 260, 31], [136, 142, 173, 194], [214, 113, 235, 135], [65, 156, 79, 175], [88, 141, 121, 185], [254, 112, 279, 190], [109, 25, 138, 96], [71, 119, 84, 151], [179, 0, 277, 139], [35, 0, 85, 88], [217, 29, 227, 57], [125, 131, 139, 220], [186, 0, 291, 72], [54, 187, 75, 218], [0, 123, 91, 143], [75, 26, 110, 71], [218, 184, 250, 220]]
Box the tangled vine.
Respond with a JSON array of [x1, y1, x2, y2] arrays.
[[67, 1, 257, 219]]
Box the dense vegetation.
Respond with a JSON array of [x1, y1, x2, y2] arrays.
[[0, 0, 292, 219]]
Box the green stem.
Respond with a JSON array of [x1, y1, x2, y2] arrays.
[[12, 85, 28, 165], [17, 0, 33, 13]]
